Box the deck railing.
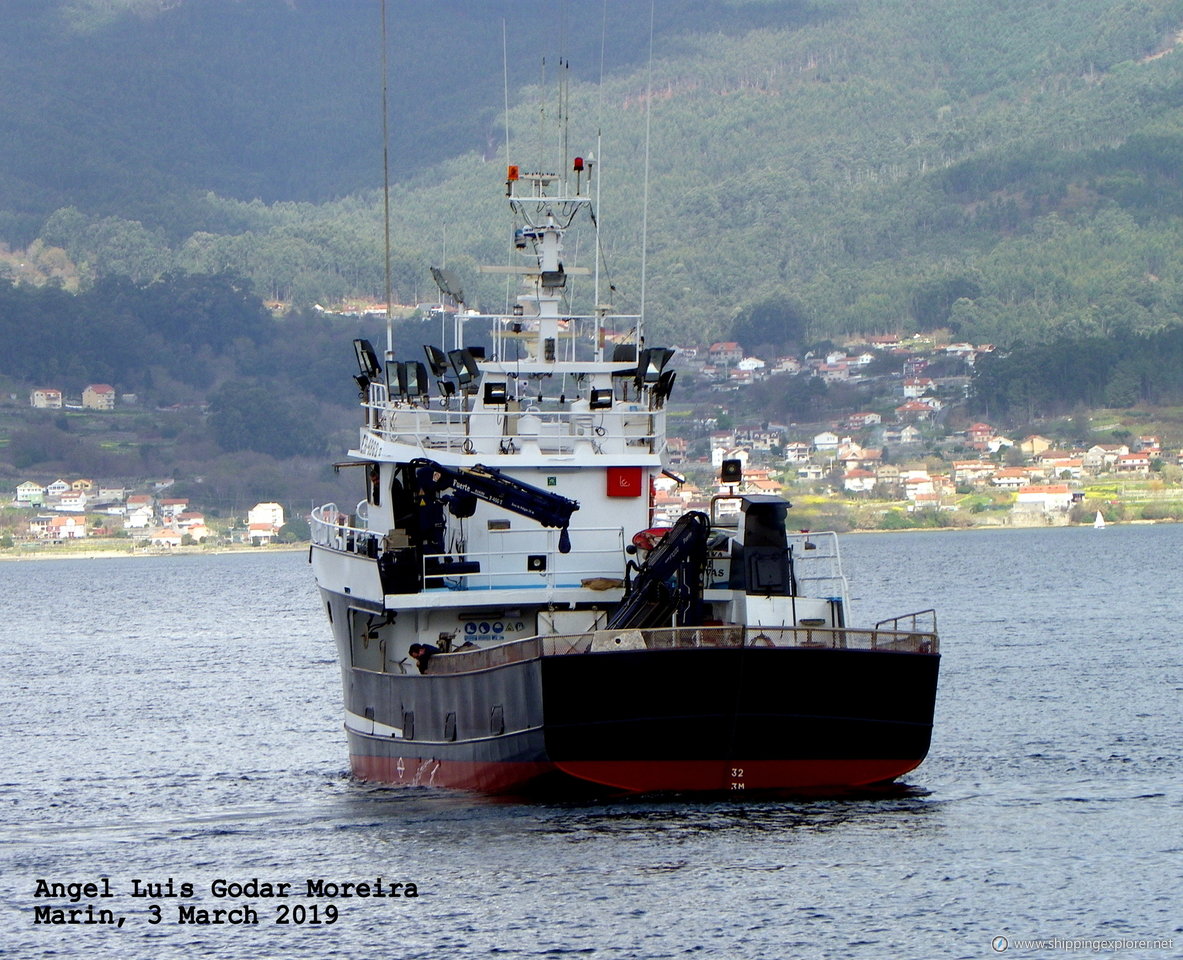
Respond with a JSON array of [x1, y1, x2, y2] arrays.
[[419, 525, 626, 591], [874, 609, 938, 635], [361, 396, 660, 456], [310, 502, 379, 555], [785, 531, 850, 607], [419, 621, 938, 675], [310, 505, 627, 590]]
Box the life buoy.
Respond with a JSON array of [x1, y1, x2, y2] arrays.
[[631, 527, 670, 552]]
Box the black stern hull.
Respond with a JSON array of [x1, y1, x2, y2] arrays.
[[342, 644, 939, 797]]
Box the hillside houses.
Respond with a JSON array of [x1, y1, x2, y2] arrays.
[[1083, 444, 1128, 472], [29, 515, 90, 540], [5, 480, 295, 548], [7, 326, 1181, 544], [28, 383, 118, 410]]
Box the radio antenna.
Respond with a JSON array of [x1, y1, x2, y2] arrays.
[[380, 0, 394, 363], [638, 1, 655, 338]]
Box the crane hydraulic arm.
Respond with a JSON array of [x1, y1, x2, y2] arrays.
[[606, 510, 711, 630], [411, 459, 580, 553]]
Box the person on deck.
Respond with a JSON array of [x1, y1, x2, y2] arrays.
[[408, 643, 440, 673]]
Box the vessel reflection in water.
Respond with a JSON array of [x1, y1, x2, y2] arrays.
[[309, 142, 939, 797]]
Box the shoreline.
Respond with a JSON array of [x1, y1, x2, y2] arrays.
[[0, 543, 308, 562], [3, 517, 1178, 561]]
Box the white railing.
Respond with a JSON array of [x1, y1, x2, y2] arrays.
[[310, 502, 380, 555], [786, 531, 850, 606], [309, 507, 626, 589], [420, 525, 626, 592], [361, 391, 660, 456]]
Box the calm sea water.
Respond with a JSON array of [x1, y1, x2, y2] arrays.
[[2, 527, 1179, 959]]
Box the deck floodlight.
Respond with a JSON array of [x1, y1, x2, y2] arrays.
[[655, 369, 677, 404], [424, 345, 448, 377], [635, 347, 674, 387], [353, 338, 382, 379], [408, 361, 430, 398], [721, 458, 743, 484], [448, 348, 480, 386]]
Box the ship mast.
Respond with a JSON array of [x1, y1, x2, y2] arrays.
[[380, 0, 395, 366]]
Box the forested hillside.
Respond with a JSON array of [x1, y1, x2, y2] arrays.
[[5, 0, 1183, 350]]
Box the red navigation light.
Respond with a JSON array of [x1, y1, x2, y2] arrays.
[[573, 156, 584, 172], [507, 164, 520, 181]]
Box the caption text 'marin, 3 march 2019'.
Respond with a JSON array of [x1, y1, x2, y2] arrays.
[[31, 877, 420, 928]]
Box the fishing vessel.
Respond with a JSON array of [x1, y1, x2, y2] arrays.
[[308, 149, 940, 797]]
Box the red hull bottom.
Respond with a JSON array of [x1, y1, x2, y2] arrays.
[[351, 753, 923, 796]]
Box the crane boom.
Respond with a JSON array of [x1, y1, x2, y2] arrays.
[[412, 459, 580, 552]]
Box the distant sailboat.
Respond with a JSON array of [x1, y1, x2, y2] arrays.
[[1094, 510, 1106, 529]]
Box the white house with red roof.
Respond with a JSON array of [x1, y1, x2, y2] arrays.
[[910, 491, 943, 511], [149, 528, 183, 548], [952, 460, 996, 486], [46, 515, 88, 539], [1115, 452, 1151, 474], [903, 475, 936, 501], [160, 498, 190, 519], [783, 441, 812, 464], [1036, 456, 1083, 480], [895, 400, 936, 421], [248, 523, 278, 545], [1015, 484, 1073, 514], [844, 411, 882, 429], [124, 495, 155, 529], [708, 342, 743, 364], [30, 388, 63, 409], [991, 467, 1032, 490], [815, 362, 850, 383], [843, 469, 877, 494], [964, 422, 994, 445]]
